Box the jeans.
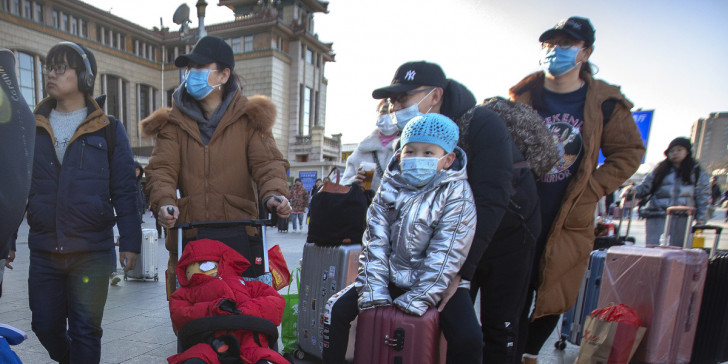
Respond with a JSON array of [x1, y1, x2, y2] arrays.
[[322, 285, 482, 364], [29, 250, 113, 364], [291, 213, 305, 231]]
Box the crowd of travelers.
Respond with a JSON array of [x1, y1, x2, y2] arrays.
[[0, 14, 720, 364]]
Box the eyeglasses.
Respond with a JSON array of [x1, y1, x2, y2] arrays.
[[388, 87, 434, 105], [541, 38, 581, 50], [43, 64, 69, 75]]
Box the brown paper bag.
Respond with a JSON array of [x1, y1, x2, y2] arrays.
[[575, 315, 646, 364]]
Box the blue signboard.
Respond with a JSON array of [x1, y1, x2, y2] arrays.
[[598, 110, 653, 165], [299, 171, 318, 193]]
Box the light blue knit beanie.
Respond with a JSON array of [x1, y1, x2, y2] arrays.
[[400, 113, 459, 153]]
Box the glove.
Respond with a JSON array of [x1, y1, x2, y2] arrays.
[[215, 298, 241, 315]]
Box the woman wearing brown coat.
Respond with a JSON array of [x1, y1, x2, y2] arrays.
[[140, 36, 291, 298], [510, 17, 644, 363]]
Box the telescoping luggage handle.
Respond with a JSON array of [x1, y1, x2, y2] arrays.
[[615, 189, 636, 242], [172, 190, 276, 273], [692, 225, 724, 259], [173, 216, 275, 273], [663, 206, 695, 248]]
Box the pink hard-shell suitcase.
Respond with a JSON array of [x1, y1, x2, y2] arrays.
[[597, 206, 708, 363], [353, 306, 446, 364]]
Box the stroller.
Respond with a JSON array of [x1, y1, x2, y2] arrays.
[[171, 216, 284, 364]]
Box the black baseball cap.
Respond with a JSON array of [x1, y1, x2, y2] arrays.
[[175, 36, 235, 70], [539, 16, 595, 47], [372, 61, 447, 99]]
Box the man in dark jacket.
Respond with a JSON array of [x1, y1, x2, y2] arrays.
[[376, 61, 540, 363], [27, 42, 141, 363]]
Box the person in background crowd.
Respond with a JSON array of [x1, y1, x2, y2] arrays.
[[342, 99, 399, 193], [509, 16, 645, 363], [307, 178, 324, 224], [141, 36, 291, 299], [28, 41, 141, 363], [289, 178, 309, 232], [630, 137, 710, 245], [134, 162, 146, 223], [709, 176, 721, 220]]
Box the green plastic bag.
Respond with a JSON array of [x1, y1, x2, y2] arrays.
[[281, 267, 300, 354]]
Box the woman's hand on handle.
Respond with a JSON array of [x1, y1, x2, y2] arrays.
[[159, 205, 178, 229], [267, 196, 291, 219]]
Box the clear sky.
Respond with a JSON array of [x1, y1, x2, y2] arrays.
[[81, 0, 728, 167]]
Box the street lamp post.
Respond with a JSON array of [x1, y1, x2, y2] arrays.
[[196, 0, 208, 39]]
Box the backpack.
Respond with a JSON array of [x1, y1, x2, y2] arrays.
[[458, 97, 559, 176], [95, 95, 117, 163]]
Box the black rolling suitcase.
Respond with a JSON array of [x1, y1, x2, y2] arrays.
[[689, 225, 726, 364], [277, 217, 289, 232]]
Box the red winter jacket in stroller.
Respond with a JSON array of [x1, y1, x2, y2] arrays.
[[168, 239, 287, 364]]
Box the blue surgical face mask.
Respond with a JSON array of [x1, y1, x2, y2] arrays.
[[376, 113, 398, 136], [185, 68, 222, 100], [539, 45, 582, 77], [392, 88, 435, 131], [399, 155, 446, 187]]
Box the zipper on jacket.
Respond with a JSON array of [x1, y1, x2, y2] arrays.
[[80, 139, 86, 169], [204, 145, 210, 220]]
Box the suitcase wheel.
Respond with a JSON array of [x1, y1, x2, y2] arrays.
[[294, 349, 305, 360], [554, 339, 566, 351]]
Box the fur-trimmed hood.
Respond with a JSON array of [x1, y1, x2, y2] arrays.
[[139, 93, 276, 138]]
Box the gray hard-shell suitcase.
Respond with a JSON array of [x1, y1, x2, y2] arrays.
[[124, 228, 159, 281], [296, 242, 360, 360]]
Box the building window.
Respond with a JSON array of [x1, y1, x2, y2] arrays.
[[11, 0, 18, 15], [16, 52, 37, 108], [305, 48, 312, 64], [81, 19, 88, 38], [138, 84, 155, 120], [243, 36, 253, 53], [33, 3, 41, 23], [61, 13, 68, 31], [51, 9, 58, 27], [71, 16, 78, 35], [166, 88, 175, 107], [314, 90, 319, 126], [105, 75, 128, 128], [22, 0, 30, 18], [301, 44, 305, 59], [300, 85, 311, 136], [229, 37, 241, 53]]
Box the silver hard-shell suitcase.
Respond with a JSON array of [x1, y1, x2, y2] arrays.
[[296, 243, 360, 360], [124, 228, 159, 281]]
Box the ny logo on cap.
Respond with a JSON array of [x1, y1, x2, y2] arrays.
[[404, 70, 416, 81], [565, 20, 582, 29]]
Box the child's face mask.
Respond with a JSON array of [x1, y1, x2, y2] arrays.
[[399, 155, 447, 187], [185, 260, 219, 281]]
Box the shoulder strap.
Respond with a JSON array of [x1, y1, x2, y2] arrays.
[[104, 117, 118, 164], [371, 152, 385, 178], [601, 99, 617, 125]]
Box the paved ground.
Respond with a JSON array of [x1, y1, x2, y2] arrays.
[[3, 209, 728, 363]]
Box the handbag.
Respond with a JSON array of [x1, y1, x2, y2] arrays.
[[281, 268, 300, 354], [307, 167, 368, 245]]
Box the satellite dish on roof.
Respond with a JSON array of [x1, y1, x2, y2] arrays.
[[173, 4, 190, 25]]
